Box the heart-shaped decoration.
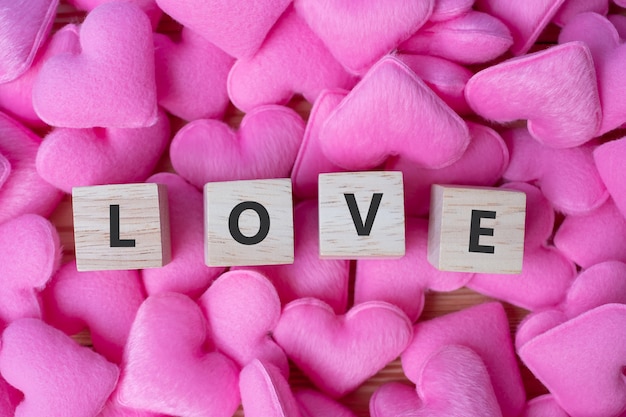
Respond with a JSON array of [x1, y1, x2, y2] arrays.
[[273, 298, 413, 398], [294, 0, 434, 73], [0, 0, 58, 83], [465, 42, 601, 148], [199, 270, 288, 374], [170, 105, 304, 188], [319, 56, 470, 170], [294, 388, 357, 417], [67, 0, 162, 28], [594, 136, 626, 218], [240, 360, 300, 417], [0, 318, 119, 417], [32, 2, 158, 128], [118, 293, 240, 417]]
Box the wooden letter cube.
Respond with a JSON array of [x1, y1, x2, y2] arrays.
[[428, 185, 526, 274], [204, 178, 294, 267], [72, 183, 171, 271], [318, 171, 405, 258]]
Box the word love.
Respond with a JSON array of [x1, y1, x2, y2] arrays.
[[71, 172, 526, 274]]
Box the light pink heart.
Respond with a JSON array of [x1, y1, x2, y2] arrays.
[[170, 104, 304, 188], [240, 360, 300, 417]]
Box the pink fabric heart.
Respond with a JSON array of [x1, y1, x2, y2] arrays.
[[401, 302, 525, 417], [502, 127, 608, 215], [67, 0, 162, 28], [240, 360, 300, 417], [42, 260, 145, 364], [36, 109, 170, 193], [0, 318, 119, 417], [294, 0, 434, 74], [399, 11, 513, 65], [154, 28, 234, 121], [594, 136, 626, 218], [142, 173, 225, 298], [553, 0, 608, 26], [429, 0, 474, 22], [465, 42, 602, 148], [198, 270, 288, 375], [294, 388, 357, 417], [33, 2, 158, 128], [519, 304, 626, 417], [319, 55, 470, 170], [273, 298, 413, 398], [0, 214, 61, 324], [0, 112, 63, 224], [0, 0, 58, 83], [227, 7, 357, 112], [155, 0, 290, 58], [170, 105, 304, 188], [118, 293, 240, 417], [234, 200, 350, 314]]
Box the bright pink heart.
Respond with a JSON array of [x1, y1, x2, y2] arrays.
[[155, 0, 290, 58], [0, 0, 57, 83], [170, 104, 304, 188], [36, 109, 170, 193], [234, 200, 350, 314], [294, 0, 434, 73], [553, 0, 609, 26], [154, 28, 234, 121], [118, 293, 240, 417], [294, 388, 357, 417], [227, 7, 357, 112], [198, 270, 288, 375], [319, 56, 470, 170], [594, 136, 626, 218], [32, 2, 158, 128], [429, 0, 474, 22], [42, 260, 145, 364], [0, 214, 61, 324], [240, 360, 300, 417], [273, 298, 413, 398], [0, 318, 119, 417], [465, 42, 602, 148]]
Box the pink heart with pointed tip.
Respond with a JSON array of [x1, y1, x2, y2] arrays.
[[465, 42, 601, 148], [515, 310, 569, 349], [42, 260, 145, 364], [118, 293, 240, 417], [227, 7, 357, 112], [0, 214, 60, 324], [154, 28, 234, 121], [240, 360, 300, 417], [319, 56, 470, 170], [594, 136, 626, 218], [294, 0, 434, 73], [234, 200, 350, 314], [36, 109, 169, 193], [33, 2, 158, 128], [553, 0, 608, 26], [274, 298, 413, 398], [429, 0, 474, 22], [199, 270, 288, 375], [294, 389, 357, 417], [0, 318, 119, 417], [0, 0, 58, 83], [170, 105, 304, 188]]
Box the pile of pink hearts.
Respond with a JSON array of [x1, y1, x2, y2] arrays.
[[2, 0, 626, 416]]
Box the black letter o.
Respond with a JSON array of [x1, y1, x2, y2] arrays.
[[228, 201, 270, 245]]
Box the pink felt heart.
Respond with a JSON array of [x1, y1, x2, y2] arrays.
[[319, 55, 470, 170], [32, 2, 158, 128], [522, 395, 571, 417], [388, 121, 509, 217], [42, 260, 145, 363], [294, 0, 434, 74], [594, 136, 626, 218], [240, 360, 300, 417], [519, 304, 626, 417], [560, 12, 626, 135], [35, 109, 170, 193], [355, 217, 473, 322], [429, 0, 475, 22], [0, 214, 61, 324], [553, 0, 609, 26], [0, 318, 119, 417], [198, 270, 288, 374], [67, 0, 162, 28], [401, 302, 525, 417], [170, 105, 304, 188], [475, 0, 566, 55], [502, 127, 608, 214], [0, 112, 63, 224], [227, 7, 357, 112], [154, 28, 234, 121], [155, 0, 290, 58], [273, 298, 413, 398], [118, 293, 240, 417], [465, 42, 601, 148], [294, 388, 357, 417], [399, 11, 513, 65], [142, 173, 225, 298], [0, 0, 58, 83], [234, 200, 350, 314]]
